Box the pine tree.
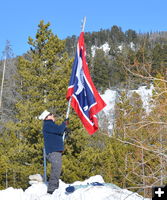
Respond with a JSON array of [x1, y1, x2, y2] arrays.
[[125, 29, 138, 44], [0, 41, 16, 123], [152, 44, 167, 76], [0, 20, 73, 189], [110, 25, 125, 44], [92, 49, 110, 91]]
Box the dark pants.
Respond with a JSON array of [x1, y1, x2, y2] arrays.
[[46, 152, 62, 192]]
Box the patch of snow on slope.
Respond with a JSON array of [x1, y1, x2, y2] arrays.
[[99, 85, 154, 134], [91, 42, 110, 57], [128, 84, 154, 114], [100, 89, 117, 134]]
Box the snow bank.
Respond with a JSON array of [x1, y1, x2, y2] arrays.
[[0, 175, 150, 200], [0, 187, 24, 200]]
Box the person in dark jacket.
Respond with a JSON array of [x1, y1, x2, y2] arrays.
[[39, 110, 67, 194]]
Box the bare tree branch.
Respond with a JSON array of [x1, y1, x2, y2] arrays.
[[115, 137, 167, 158]]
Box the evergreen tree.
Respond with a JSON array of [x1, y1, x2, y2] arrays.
[[65, 35, 77, 57], [152, 44, 167, 76], [125, 29, 138, 44], [92, 49, 110, 91], [0, 41, 16, 123], [110, 25, 125, 44], [0, 20, 72, 189]]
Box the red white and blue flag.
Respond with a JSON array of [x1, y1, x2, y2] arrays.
[[66, 32, 106, 135]]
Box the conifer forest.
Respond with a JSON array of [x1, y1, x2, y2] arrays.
[[0, 21, 167, 198]]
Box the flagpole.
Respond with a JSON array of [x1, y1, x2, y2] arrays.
[[81, 16, 86, 32], [63, 17, 86, 140], [65, 16, 86, 120]]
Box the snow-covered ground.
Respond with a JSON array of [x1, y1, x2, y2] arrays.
[[0, 174, 150, 200]]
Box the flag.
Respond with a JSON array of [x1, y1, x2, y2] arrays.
[[66, 32, 106, 135]]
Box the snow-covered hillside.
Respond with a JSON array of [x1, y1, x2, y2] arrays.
[[99, 85, 154, 134], [91, 43, 110, 57], [0, 174, 150, 200], [91, 42, 136, 57]]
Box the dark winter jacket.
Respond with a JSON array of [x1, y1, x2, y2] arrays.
[[43, 120, 66, 155]]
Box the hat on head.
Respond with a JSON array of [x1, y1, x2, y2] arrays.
[[39, 110, 50, 120]]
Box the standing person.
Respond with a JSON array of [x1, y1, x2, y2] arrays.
[[39, 110, 68, 194]]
